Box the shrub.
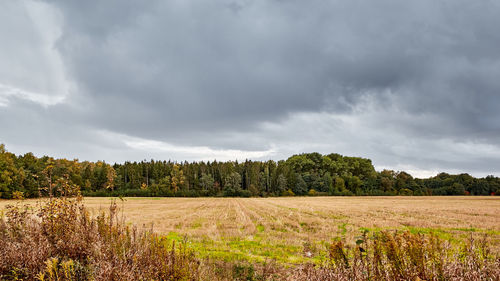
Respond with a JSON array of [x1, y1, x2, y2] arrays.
[[307, 189, 317, 196], [289, 230, 500, 280], [399, 188, 413, 196], [281, 189, 295, 196], [0, 197, 201, 280]]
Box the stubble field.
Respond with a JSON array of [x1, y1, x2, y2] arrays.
[[2, 196, 499, 265]]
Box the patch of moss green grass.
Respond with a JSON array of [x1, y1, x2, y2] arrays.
[[158, 225, 500, 266]]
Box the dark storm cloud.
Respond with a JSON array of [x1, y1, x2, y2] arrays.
[[39, 0, 500, 144], [1, 0, 500, 176]]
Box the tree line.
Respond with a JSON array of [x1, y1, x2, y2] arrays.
[[0, 144, 498, 199]]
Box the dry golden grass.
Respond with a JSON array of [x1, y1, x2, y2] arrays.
[[2, 196, 499, 264]]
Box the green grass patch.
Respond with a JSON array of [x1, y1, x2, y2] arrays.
[[256, 224, 265, 232], [164, 231, 184, 242], [158, 225, 500, 267], [159, 233, 317, 265]]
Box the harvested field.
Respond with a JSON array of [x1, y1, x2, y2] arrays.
[[1, 196, 499, 264]]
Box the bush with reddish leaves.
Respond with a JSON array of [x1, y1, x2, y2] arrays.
[[0, 197, 201, 280]]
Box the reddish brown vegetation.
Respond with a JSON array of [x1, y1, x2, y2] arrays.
[[0, 197, 201, 280]]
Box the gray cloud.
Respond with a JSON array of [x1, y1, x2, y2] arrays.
[[1, 0, 500, 177]]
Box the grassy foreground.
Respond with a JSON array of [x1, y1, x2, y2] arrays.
[[1, 197, 499, 280]]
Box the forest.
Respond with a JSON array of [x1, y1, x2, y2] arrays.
[[0, 144, 498, 199]]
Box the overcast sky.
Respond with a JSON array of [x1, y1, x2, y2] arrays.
[[1, 0, 499, 178]]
